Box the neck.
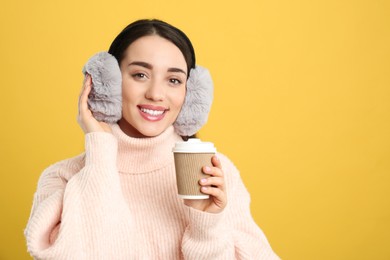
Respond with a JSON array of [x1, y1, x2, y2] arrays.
[[111, 124, 182, 174], [118, 118, 148, 138]]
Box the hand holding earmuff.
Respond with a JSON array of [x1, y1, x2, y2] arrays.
[[82, 52, 122, 123], [77, 73, 113, 134]]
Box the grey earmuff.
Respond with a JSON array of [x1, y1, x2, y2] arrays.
[[82, 52, 122, 123], [82, 52, 213, 136], [173, 66, 213, 136]]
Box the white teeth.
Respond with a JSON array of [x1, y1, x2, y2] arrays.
[[140, 108, 165, 116]]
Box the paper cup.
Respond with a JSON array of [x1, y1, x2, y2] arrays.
[[173, 139, 216, 199]]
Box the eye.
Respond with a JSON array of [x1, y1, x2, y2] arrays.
[[132, 73, 148, 80], [169, 78, 182, 85]]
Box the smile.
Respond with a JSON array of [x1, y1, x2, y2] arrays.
[[140, 108, 164, 116], [138, 105, 168, 122]]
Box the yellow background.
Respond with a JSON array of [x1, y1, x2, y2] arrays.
[[1, 0, 389, 259]]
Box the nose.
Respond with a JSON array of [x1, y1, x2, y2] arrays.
[[145, 78, 164, 101]]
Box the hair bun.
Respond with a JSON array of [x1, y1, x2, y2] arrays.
[[82, 52, 122, 123]]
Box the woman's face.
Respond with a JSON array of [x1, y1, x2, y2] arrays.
[[118, 35, 187, 138]]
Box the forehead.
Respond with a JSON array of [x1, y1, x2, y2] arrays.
[[122, 35, 187, 71]]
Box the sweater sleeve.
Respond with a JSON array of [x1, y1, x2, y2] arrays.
[[24, 132, 137, 260], [181, 153, 280, 260]]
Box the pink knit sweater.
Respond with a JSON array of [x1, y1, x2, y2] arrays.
[[25, 124, 279, 259]]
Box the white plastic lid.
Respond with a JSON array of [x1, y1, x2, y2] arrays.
[[172, 138, 216, 153]]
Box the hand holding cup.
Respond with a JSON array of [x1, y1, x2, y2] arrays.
[[173, 139, 227, 214], [185, 155, 227, 213]]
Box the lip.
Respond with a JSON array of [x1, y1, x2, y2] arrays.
[[137, 104, 168, 122], [138, 104, 167, 111]]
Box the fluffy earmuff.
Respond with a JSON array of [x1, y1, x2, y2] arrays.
[[82, 52, 122, 123], [173, 66, 213, 136]]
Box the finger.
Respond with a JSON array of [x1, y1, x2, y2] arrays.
[[78, 74, 89, 113], [79, 74, 92, 114], [79, 73, 90, 95], [82, 74, 92, 100], [200, 186, 225, 200], [199, 176, 224, 188], [211, 155, 222, 169], [202, 165, 223, 177]]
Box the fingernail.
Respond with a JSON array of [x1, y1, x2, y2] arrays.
[[200, 178, 207, 183], [204, 166, 211, 172], [201, 187, 208, 191]]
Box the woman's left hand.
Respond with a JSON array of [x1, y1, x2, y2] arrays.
[[184, 156, 227, 214]]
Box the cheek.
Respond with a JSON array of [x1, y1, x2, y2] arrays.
[[121, 81, 137, 102], [173, 88, 186, 110], [121, 73, 135, 98]]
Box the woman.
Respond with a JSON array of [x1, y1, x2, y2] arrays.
[[25, 19, 279, 259]]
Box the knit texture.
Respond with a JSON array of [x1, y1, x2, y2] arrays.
[[24, 124, 279, 259]]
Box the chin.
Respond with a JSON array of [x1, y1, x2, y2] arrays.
[[119, 115, 174, 138], [138, 126, 167, 137]]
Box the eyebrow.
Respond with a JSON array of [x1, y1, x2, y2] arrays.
[[167, 67, 187, 76], [128, 61, 187, 76]]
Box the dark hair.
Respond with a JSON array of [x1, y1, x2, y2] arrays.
[[108, 19, 196, 77]]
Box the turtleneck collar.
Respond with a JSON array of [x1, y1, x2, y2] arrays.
[[111, 124, 183, 174]]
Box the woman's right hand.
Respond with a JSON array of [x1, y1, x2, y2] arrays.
[[77, 74, 112, 134]]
